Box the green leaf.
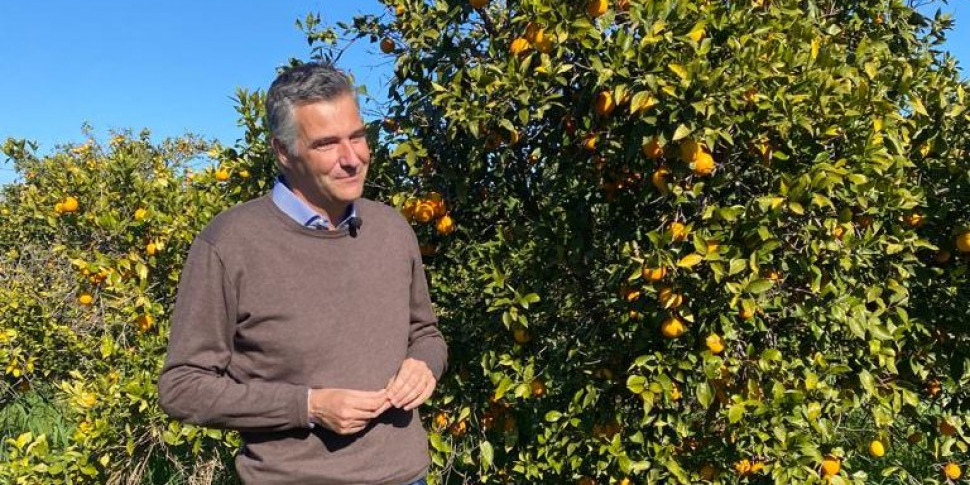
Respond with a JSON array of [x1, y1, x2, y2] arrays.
[[668, 63, 688, 81], [629, 91, 658, 115], [859, 370, 876, 396], [480, 440, 494, 469], [672, 124, 692, 141], [747, 279, 773, 294], [696, 381, 713, 408], [728, 403, 745, 423], [626, 375, 647, 394]]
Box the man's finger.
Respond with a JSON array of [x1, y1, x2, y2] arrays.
[[390, 372, 421, 406], [387, 368, 412, 398], [347, 390, 389, 411], [371, 399, 392, 418], [395, 375, 425, 407], [403, 382, 434, 411], [400, 376, 432, 410]]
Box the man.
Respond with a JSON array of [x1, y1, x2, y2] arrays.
[[158, 62, 448, 485]]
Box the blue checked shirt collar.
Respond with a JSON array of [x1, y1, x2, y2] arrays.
[[271, 174, 357, 230]]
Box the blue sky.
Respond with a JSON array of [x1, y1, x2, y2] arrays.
[[1, 1, 968, 185]]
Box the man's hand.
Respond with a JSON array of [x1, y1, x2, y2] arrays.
[[308, 388, 391, 435], [386, 358, 436, 411]]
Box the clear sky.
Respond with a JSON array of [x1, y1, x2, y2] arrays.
[[1, 1, 968, 185]]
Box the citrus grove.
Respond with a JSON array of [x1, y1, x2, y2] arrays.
[[2, 0, 970, 483]]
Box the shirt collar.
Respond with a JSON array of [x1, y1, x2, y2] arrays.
[[271, 174, 356, 230]]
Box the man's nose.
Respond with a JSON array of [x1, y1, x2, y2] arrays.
[[338, 139, 363, 168]]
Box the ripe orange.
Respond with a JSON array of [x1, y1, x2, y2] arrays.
[[582, 134, 598, 152], [643, 138, 664, 160], [869, 439, 885, 457], [215, 169, 230, 182], [926, 378, 942, 397], [594, 90, 615, 117], [62, 196, 79, 213], [820, 455, 840, 477], [78, 293, 94, 306], [832, 224, 847, 240], [380, 38, 395, 54], [425, 193, 443, 213], [658, 287, 683, 308], [660, 316, 686, 338], [136, 314, 154, 332], [395, 4, 405, 16], [134, 208, 148, 221], [944, 462, 962, 480], [435, 214, 456, 235], [534, 35, 554, 54], [692, 151, 715, 176], [623, 287, 641, 302], [525, 23, 544, 44], [449, 419, 468, 436], [530, 379, 546, 397], [651, 167, 670, 193], [401, 197, 419, 221], [434, 412, 449, 429], [413, 202, 435, 223], [669, 221, 689, 242], [642, 266, 666, 282], [734, 459, 752, 476], [956, 231, 970, 253], [901, 212, 924, 228], [510, 37, 530, 55], [706, 334, 724, 354], [679, 139, 702, 163], [617, 478, 632, 485], [469, 0, 488, 8], [586, 0, 608, 18], [940, 419, 957, 436], [146, 242, 158, 256]]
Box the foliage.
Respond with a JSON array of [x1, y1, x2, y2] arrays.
[[1, 0, 969, 483]]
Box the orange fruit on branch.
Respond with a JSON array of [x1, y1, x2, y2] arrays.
[[661, 316, 686, 338]]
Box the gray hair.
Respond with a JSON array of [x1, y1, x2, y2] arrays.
[[265, 62, 356, 156]]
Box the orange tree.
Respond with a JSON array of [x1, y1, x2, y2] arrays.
[[339, 0, 970, 483], [2, 0, 970, 484]]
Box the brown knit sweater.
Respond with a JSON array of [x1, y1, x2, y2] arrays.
[[158, 195, 448, 485]]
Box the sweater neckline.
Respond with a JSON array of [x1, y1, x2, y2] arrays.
[[260, 195, 355, 239]]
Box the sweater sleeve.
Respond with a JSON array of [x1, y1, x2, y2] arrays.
[[157, 236, 310, 432], [404, 226, 449, 381]]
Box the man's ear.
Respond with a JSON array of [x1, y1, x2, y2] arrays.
[[271, 138, 292, 172]]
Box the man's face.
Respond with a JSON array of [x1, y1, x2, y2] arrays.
[[275, 94, 370, 209]]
